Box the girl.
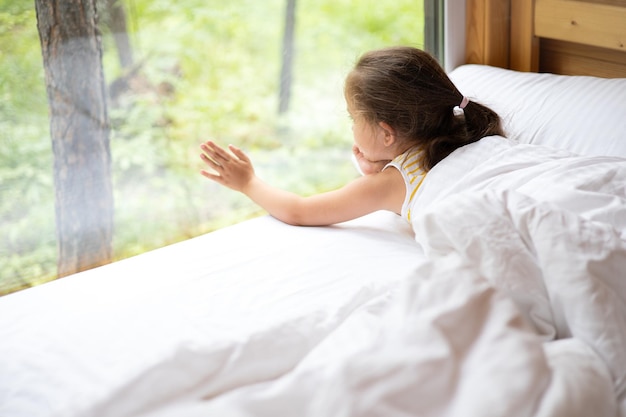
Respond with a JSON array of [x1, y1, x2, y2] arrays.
[[200, 46, 504, 226]]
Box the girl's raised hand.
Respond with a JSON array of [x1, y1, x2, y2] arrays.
[[352, 145, 391, 175], [200, 141, 255, 192]]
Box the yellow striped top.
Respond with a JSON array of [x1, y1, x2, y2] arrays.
[[383, 148, 426, 223]]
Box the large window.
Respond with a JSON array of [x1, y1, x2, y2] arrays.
[[0, 0, 432, 296]]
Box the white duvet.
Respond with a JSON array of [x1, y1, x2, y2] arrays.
[[2, 137, 626, 417]]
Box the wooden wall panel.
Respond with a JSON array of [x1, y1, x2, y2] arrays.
[[540, 39, 626, 77], [584, 0, 626, 6], [535, 0, 626, 52], [465, 0, 510, 67], [510, 0, 539, 71], [465, 0, 626, 77]]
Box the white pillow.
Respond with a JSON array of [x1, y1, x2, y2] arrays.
[[448, 64, 626, 158]]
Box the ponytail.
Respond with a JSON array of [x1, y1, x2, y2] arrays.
[[421, 99, 504, 170], [462, 100, 504, 148]]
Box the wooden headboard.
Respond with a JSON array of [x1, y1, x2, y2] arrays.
[[465, 0, 626, 77]]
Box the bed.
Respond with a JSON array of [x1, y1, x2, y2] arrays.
[[2, 1, 626, 416]]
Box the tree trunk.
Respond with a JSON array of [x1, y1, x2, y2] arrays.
[[106, 0, 134, 69], [35, 0, 114, 278], [278, 0, 296, 114]]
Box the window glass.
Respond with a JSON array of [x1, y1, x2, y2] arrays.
[[0, 0, 427, 295]]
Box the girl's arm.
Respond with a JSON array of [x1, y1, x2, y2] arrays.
[[200, 141, 405, 226]]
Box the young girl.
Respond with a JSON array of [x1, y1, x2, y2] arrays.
[[200, 46, 504, 226]]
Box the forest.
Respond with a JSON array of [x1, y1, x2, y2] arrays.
[[0, 0, 424, 295]]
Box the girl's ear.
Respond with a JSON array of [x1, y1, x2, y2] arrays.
[[378, 121, 396, 147]]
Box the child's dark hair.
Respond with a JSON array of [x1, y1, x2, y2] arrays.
[[345, 46, 504, 170]]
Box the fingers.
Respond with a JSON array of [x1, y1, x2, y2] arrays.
[[201, 141, 250, 165], [200, 142, 226, 184], [200, 169, 224, 184], [228, 144, 250, 163], [199, 141, 251, 181], [200, 142, 231, 173], [199, 152, 221, 171], [201, 140, 231, 163], [199, 141, 255, 193]]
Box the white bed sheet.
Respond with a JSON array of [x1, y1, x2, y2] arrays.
[[0, 211, 424, 417]]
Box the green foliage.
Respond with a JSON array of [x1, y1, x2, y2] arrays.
[[0, 0, 424, 296]]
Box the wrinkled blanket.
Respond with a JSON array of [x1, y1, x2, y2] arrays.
[[140, 138, 626, 417]]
